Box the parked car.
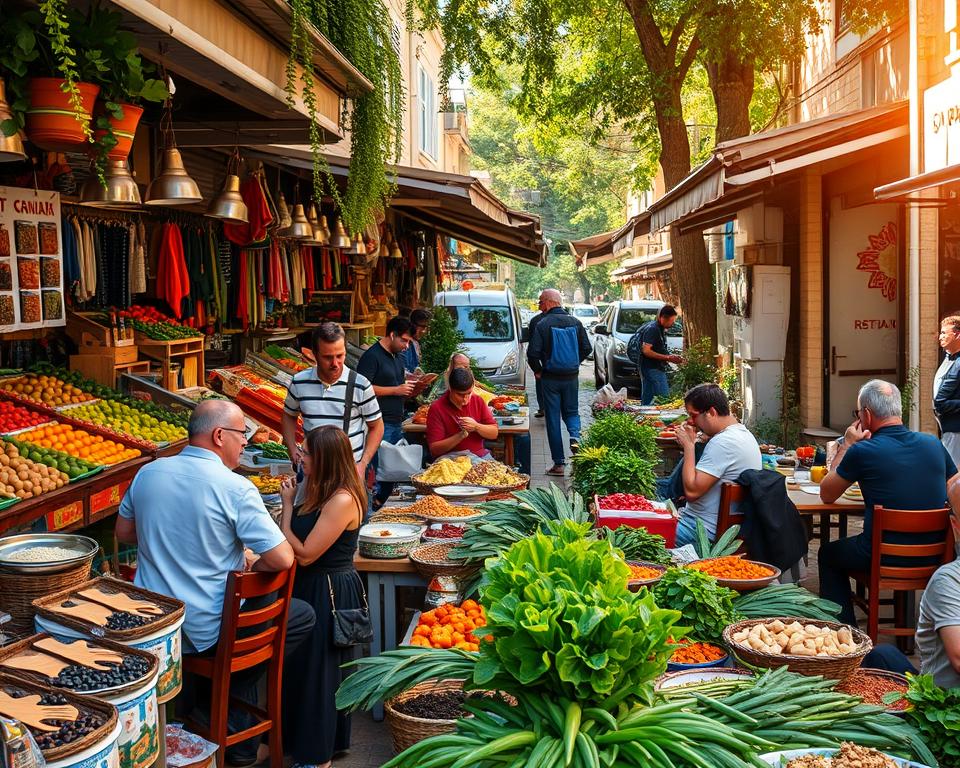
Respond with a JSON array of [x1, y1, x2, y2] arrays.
[[592, 300, 683, 391], [567, 303, 601, 332], [434, 289, 527, 386], [519, 308, 538, 328]]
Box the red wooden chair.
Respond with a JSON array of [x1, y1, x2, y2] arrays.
[[183, 566, 296, 768], [851, 506, 955, 643], [715, 483, 746, 545]]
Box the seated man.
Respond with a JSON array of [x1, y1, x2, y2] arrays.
[[116, 400, 315, 766], [917, 555, 960, 688], [426, 367, 499, 460], [819, 379, 958, 624], [674, 383, 762, 546]]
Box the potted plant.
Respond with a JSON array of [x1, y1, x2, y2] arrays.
[[71, 5, 168, 161], [0, 3, 106, 151]]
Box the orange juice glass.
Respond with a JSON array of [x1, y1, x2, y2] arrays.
[[810, 465, 827, 483]]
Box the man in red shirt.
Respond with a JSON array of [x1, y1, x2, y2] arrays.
[[426, 368, 499, 458]]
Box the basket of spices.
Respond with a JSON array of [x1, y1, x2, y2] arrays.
[[408, 541, 482, 581], [667, 640, 729, 671], [686, 556, 781, 591], [724, 618, 871, 682], [358, 523, 421, 559], [835, 668, 909, 713], [626, 561, 667, 590]]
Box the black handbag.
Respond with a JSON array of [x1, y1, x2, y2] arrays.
[[327, 572, 373, 647]]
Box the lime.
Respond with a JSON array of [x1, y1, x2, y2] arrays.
[[29, 450, 42, 463], [57, 461, 69, 473]]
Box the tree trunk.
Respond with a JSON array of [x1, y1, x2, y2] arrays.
[[706, 51, 755, 144]]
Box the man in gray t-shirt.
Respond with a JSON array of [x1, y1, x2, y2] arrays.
[[917, 559, 960, 689]]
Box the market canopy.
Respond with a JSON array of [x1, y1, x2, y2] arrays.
[[646, 101, 909, 234], [610, 251, 673, 282], [874, 162, 960, 204], [569, 214, 651, 268], [252, 146, 548, 267]]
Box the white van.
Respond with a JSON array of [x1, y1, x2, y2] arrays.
[[434, 289, 526, 386]]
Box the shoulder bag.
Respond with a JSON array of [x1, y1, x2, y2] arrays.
[[327, 571, 373, 647]]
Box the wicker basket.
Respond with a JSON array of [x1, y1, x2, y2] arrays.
[[835, 668, 910, 713], [723, 618, 872, 682], [0, 671, 119, 762], [32, 576, 185, 641], [408, 542, 482, 581], [384, 678, 464, 754], [410, 475, 529, 499], [0, 559, 93, 636]]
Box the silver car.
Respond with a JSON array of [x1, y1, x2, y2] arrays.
[[592, 300, 683, 391]]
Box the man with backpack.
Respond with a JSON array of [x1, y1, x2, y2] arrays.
[[628, 304, 683, 404], [527, 289, 593, 476]]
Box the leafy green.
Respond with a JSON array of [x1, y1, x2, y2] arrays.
[[571, 446, 657, 500], [733, 583, 841, 621], [902, 673, 960, 767], [582, 412, 659, 460], [693, 519, 743, 558], [603, 525, 672, 565], [653, 567, 742, 644], [478, 519, 683, 700]]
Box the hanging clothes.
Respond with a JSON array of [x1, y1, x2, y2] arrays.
[[61, 216, 79, 291], [223, 172, 273, 246], [130, 221, 147, 295], [156, 222, 191, 319]]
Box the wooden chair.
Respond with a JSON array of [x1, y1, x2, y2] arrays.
[[183, 566, 296, 768], [850, 506, 955, 643], [716, 483, 746, 540]]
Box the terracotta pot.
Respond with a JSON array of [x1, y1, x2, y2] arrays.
[[25, 77, 99, 151], [93, 102, 143, 159]]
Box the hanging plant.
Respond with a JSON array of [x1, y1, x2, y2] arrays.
[[285, 0, 404, 235], [39, 0, 92, 141]]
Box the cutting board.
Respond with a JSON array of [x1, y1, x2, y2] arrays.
[[34, 637, 123, 669], [46, 599, 114, 626], [78, 587, 163, 617], [0, 690, 78, 731], [1, 651, 70, 678]]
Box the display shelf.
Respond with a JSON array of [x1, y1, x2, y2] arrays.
[[135, 336, 205, 390]]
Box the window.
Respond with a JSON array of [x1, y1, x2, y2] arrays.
[[390, 21, 402, 60], [615, 309, 657, 335], [418, 66, 437, 158], [572, 306, 599, 318], [445, 306, 513, 341]]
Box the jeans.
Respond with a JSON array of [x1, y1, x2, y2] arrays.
[[862, 643, 917, 675], [675, 514, 701, 547], [641, 367, 669, 405], [541, 376, 581, 466], [818, 533, 872, 625], [513, 433, 532, 475], [181, 595, 316, 763], [534, 376, 544, 413], [372, 421, 405, 506]]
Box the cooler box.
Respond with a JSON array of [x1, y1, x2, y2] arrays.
[[596, 510, 678, 547]]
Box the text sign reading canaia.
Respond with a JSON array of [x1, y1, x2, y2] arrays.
[[0, 186, 65, 333]]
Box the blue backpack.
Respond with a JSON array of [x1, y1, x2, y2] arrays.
[[627, 323, 650, 366], [545, 324, 581, 372]]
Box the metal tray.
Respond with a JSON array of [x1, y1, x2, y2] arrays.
[[0, 533, 99, 574]]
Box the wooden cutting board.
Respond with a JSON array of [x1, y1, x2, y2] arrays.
[[46, 599, 114, 626], [78, 587, 163, 617], [34, 637, 124, 669], [1, 651, 70, 677], [0, 690, 78, 731]]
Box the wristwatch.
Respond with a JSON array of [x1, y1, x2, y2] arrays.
[[460, 428, 469, 439]]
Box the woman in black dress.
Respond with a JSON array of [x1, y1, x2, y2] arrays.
[[279, 425, 366, 768]]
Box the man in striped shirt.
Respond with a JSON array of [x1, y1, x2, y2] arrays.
[[281, 323, 384, 482]]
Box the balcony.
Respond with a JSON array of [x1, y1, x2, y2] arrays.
[[443, 109, 470, 146]]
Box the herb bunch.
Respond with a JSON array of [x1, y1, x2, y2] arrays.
[[652, 567, 742, 644]]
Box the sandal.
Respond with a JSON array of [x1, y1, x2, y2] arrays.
[[545, 465, 565, 476]]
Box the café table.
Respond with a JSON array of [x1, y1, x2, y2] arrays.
[[787, 483, 865, 547], [402, 415, 530, 467]]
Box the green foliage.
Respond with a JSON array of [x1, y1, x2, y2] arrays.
[[286, 0, 404, 234], [419, 306, 464, 376], [603, 525, 672, 565], [750, 373, 803, 447], [582, 412, 658, 460], [478, 519, 683, 699], [733, 583, 842, 621], [571, 445, 658, 500], [901, 673, 960, 767], [652, 567, 742, 643], [669, 337, 717, 396], [900, 365, 920, 422]]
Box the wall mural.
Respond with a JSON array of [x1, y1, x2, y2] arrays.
[[855, 222, 898, 301]]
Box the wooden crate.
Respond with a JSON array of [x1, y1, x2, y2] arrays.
[[135, 336, 205, 390], [70, 354, 150, 388], [66, 310, 135, 350]]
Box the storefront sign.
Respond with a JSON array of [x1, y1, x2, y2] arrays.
[[45, 500, 83, 531], [0, 186, 65, 333], [90, 481, 131, 515], [924, 73, 960, 172]]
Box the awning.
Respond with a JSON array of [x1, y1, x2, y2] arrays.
[[874, 163, 960, 205], [647, 101, 909, 232], [611, 251, 673, 282], [250, 146, 547, 266], [569, 212, 652, 267]]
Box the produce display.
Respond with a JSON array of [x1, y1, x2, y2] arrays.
[[596, 492, 658, 511], [899, 673, 960, 767], [835, 671, 908, 711], [4, 437, 99, 477], [653, 566, 742, 644], [603, 525, 672, 564], [263, 344, 311, 372], [409, 600, 486, 651], [120, 305, 203, 340], [687, 556, 777, 580], [733, 583, 842, 621], [0, 400, 50, 433], [0, 373, 95, 406], [392, 689, 492, 720], [405, 495, 469, 518], [4, 545, 78, 562], [461, 460, 525, 486], [256, 441, 290, 460], [626, 563, 662, 580], [0, 441, 70, 498], [65, 400, 187, 444], [417, 456, 474, 485], [668, 641, 726, 665], [571, 445, 658, 500], [16, 424, 141, 465], [692, 519, 744, 559], [411, 404, 429, 424], [248, 474, 291, 494], [49, 654, 153, 691], [423, 523, 466, 539], [729, 619, 861, 656]]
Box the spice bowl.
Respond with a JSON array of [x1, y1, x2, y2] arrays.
[[358, 523, 422, 559], [666, 640, 729, 672], [626, 560, 667, 590]]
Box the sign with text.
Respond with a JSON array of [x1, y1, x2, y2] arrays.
[[924, 73, 960, 172]]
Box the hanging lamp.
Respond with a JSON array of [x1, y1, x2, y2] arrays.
[[206, 148, 248, 224], [306, 203, 328, 245], [330, 217, 351, 249], [79, 159, 141, 206], [0, 80, 26, 162], [346, 232, 365, 256], [318, 214, 331, 243], [276, 191, 292, 229], [145, 80, 202, 205]]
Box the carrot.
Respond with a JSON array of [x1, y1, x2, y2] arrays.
[[669, 641, 726, 664], [409, 601, 487, 651], [686, 556, 774, 580]]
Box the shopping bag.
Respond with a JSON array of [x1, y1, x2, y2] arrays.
[[376, 439, 423, 481]]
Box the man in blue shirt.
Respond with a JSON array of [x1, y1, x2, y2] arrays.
[[819, 379, 959, 624], [403, 308, 431, 373], [637, 304, 683, 405], [116, 400, 314, 766]]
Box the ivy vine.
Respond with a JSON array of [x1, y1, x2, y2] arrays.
[[39, 0, 92, 142], [285, 0, 404, 235]]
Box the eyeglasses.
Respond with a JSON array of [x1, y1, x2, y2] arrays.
[[217, 426, 247, 436], [851, 409, 866, 420]]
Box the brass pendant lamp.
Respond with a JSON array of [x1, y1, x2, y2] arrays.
[[79, 159, 141, 206], [206, 148, 248, 224], [145, 87, 202, 206], [306, 203, 328, 245], [0, 80, 26, 162], [330, 217, 351, 249]]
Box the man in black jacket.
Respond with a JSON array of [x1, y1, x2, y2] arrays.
[[526, 303, 546, 418], [527, 289, 592, 475], [934, 314, 960, 467]]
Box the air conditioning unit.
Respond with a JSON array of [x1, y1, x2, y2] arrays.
[[735, 203, 782, 247]]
